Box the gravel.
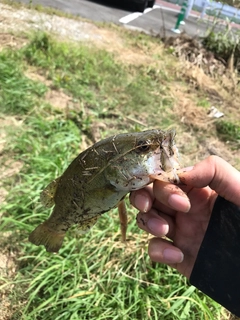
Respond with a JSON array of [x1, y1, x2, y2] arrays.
[[0, 3, 103, 42]]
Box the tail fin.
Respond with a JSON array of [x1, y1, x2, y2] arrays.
[[28, 221, 65, 253]]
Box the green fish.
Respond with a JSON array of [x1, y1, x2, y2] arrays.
[[29, 129, 180, 252]]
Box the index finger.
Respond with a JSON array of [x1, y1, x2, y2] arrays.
[[153, 180, 191, 213], [130, 180, 191, 214]]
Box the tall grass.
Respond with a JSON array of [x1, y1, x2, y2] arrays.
[[0, 32, 225, 319]]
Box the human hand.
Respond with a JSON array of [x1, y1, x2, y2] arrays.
[[130, 156, 240, 278]]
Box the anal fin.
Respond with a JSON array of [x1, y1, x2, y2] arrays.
[[77, 216, 99, 234]]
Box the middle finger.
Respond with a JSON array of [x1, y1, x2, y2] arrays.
[[136, 208, 176, 239]]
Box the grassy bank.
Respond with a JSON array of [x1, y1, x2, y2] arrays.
[[0, 18, 239, 320]]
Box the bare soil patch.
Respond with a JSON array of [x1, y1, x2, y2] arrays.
[[0, 116, 24, 320], [0, 116, 23, 204], [0, 32, 27, 51]]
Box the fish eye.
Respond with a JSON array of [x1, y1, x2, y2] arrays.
[[136, 140, 151, 153]]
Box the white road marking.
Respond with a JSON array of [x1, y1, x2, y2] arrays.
[[144, 7, 154, 13], [119, 12, 143, 24], [119, 5, 182, 25], [119, 6, 157, 24]]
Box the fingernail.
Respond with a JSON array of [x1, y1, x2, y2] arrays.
[[163, 248, 184, 263], [134, 194, 149, 213], [147, 218, 169, 236], [168, 194, 190, 212]]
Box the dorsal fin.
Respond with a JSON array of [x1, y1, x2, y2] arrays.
[[40, 177, 61, 208]]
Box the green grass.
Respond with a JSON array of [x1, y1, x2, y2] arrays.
[[0, 51, 47, 114], [216, 120, 240, 146], [0, 31, 231, 320], [196, 98, 211, 109]]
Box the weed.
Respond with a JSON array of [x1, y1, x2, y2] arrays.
[[196, 98, 211, 108], [203, 23, 240, 71], [0, 51, 47, 114], [216, 120, 240, 144]]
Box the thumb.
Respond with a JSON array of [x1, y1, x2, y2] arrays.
[[178, 156, 240, 207]]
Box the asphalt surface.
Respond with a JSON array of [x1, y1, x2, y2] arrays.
[[15, 0, 234, 37]]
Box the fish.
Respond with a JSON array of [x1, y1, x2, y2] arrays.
[[29, 129, 181, 253]]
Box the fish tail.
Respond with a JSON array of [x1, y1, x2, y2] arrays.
[[28, 221, 65, 253]]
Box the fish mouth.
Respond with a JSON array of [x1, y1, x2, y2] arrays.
[[147, 140, 181, 184]]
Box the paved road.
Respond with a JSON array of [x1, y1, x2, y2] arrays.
[[16, 0, 234, 37]]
